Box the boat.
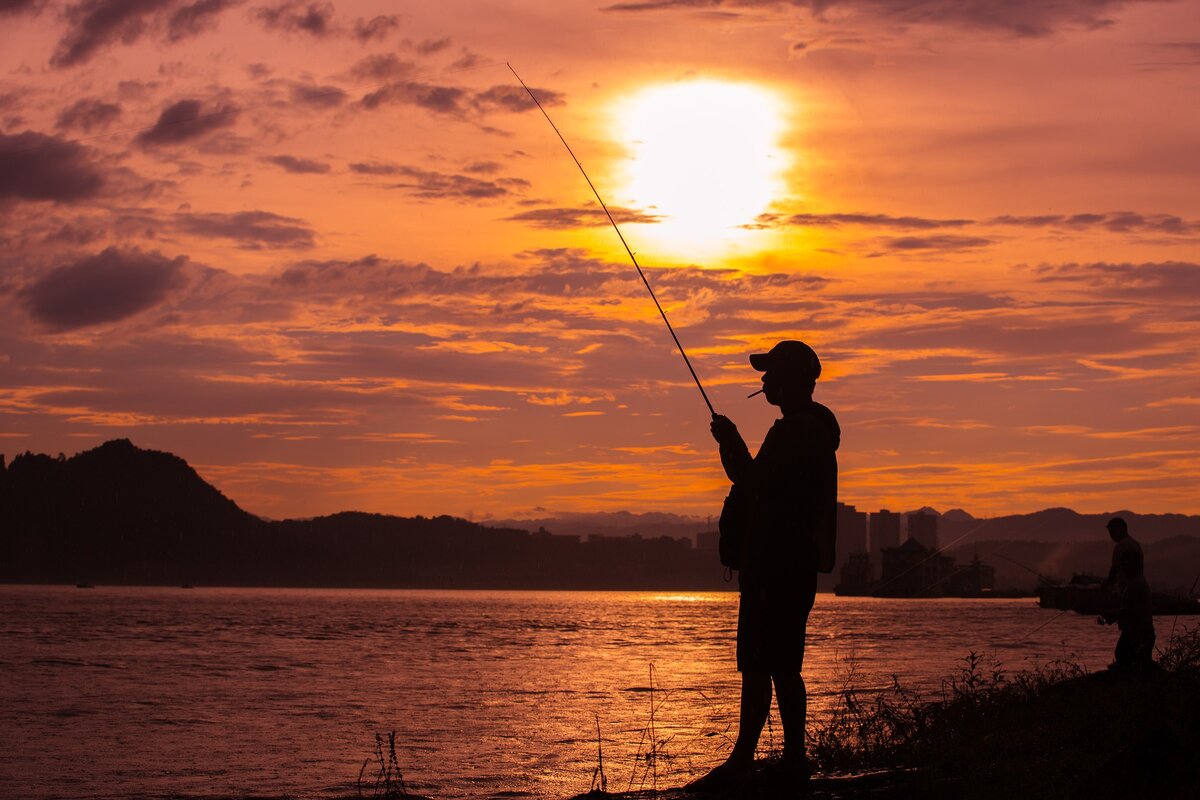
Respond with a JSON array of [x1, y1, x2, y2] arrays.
[[1037, 573, 1200, 616]]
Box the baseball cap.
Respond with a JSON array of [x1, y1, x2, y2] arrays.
[[749, 340, 821, 381]]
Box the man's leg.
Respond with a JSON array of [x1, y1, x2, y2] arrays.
[[729, 669, 773, 767], [686, 670, 771, 790], [1113, 630, 1133, 670], [772, 671, 807, 761]]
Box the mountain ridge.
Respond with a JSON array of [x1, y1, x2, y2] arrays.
[[2, 440, 1197, 589]]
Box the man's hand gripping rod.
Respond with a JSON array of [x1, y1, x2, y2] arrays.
[[508, 63, 716, 418]]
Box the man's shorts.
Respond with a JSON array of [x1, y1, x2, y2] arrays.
[[736, 570, 818, 674]]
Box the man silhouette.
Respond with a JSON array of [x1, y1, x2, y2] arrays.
[[1097, 517, 1155, 671], [1100, 516, 1142, 591], [690, 340, 839, 791]]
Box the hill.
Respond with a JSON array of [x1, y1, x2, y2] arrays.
[[929, 506, 1199, 544], [0, 440, 724, 589]]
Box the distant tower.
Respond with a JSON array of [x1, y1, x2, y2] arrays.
[[837, 502, 868, 554], [907, 511, 939, 551], [869, 509, 901, 554]]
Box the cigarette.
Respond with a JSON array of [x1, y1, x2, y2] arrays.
[[747, 388, 764, 398]]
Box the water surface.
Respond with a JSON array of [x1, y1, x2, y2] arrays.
[[0, 586, 1131, 799]]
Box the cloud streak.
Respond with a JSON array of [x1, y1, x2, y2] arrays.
[[604, 0, 1154, 38], [174, 210, 316, 248], [50, 0, 239, 67], [262, 155, 330, 174], [350, 163, 530, 200], [505, 205, 665, 229], [55, 98, 122, 132], [134, 99, 238, 146], [253, 1, 333, 37], [360, 81, 564, 118]]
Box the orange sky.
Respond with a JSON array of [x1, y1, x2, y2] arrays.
[[1, 0, 1198, 521]]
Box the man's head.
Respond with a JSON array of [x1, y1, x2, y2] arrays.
[[1106, 516, 1129, 543], [750, 340, 821, 406]]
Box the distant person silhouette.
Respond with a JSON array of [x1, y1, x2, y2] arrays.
[[1100, 516, 1143, 591], [1097, 517, 1155, 671], [689, 340, 839, 792]]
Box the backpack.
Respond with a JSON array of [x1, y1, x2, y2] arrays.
[[719, 480, 839, 574], [718, 482, 752, 570]]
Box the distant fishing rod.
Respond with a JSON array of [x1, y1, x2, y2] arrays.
[[508, 63, 716, 418]]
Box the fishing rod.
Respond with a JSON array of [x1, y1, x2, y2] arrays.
[[508, 63, 716, 418]]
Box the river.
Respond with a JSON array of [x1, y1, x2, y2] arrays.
[[0, 585, 1137, 799]]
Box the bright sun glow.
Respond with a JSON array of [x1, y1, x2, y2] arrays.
[[612, 80, 789, 259]]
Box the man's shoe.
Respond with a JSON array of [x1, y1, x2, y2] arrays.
[[685, 759, 752, 794]]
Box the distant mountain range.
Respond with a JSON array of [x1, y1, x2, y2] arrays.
[[496, 504, 1199, 545], [1, 440, 1196, 590]]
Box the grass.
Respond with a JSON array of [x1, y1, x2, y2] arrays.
[[358, 731, 409, 800], [806, 626, 1200, 798]]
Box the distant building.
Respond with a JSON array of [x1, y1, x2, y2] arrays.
[[837, 503, 868, 554], [951, 554, 996, 596], [879, 538, 954, 597], [872, 538, 997, 598], [870, 509, 901, 561], [907, 511, 939, 551], [835, 551, 873, 595], [696, 530, 719, 552]]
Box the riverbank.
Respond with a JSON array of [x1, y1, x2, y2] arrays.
[[572, 630, 1200, 799]]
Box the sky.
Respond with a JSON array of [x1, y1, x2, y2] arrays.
[[0, 0, 1198, 522]]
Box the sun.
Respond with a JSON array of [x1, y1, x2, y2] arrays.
[[610, 80, 789, 260]]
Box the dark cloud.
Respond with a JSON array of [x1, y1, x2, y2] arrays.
[[506, 205, 665, 229], [51, 0, 174, 68], [603, 0, 1151, 38], [166, 0, 236, 41], [21, 247, 187, 330], [832, 291, 1013, 312], [464, 161, 501, 175], [1032, 261, 1200, 300], [0, 131, 105, 202], [0, 0, 38, 14], [1139, 41, 1200, 70], [451, 49, 482, 69], [349, 53, 416, 82], [360, 81, 563, 117], [253, 1, 333, 37], [352, 14, 399, 42], [990, 212, 1200, 234], [134, 99, 238, 147], [262, 155, 330, 174], [472, 84, 565, 113], [349, 163, 529, 200], [750, 211, 974, 230], [360, 81, 468, 113], [117, 79, 159, 101], [0, 90, 24, 111], [55, 98, 122, 132], [174, 210, 316, 248], [883, 235, 993, 251], [289, 82, 347, 108], [414, 36, 451, 55]]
